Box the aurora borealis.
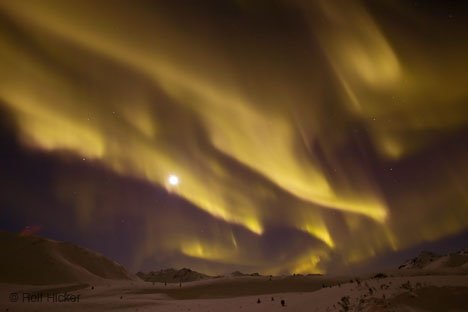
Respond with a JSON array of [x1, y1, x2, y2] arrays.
[[0, 0, 467, 275]]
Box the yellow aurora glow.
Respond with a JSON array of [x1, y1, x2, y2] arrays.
[[0, 0, 467, 274]]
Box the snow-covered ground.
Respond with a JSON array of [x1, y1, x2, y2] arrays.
[[1, 274, 467, 312]]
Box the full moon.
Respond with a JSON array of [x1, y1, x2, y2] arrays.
[[168, 174, 179, 186]]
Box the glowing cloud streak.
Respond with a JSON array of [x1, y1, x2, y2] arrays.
[[0, 0, 467, 274]]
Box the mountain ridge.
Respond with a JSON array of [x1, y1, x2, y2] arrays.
[[0, 230, 134, 285]]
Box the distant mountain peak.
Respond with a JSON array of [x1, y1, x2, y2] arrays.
[[398, 249, 468, 271], [137, 267, 211, 283]]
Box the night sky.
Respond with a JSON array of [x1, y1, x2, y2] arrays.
[[1, 0, 468, 275]]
